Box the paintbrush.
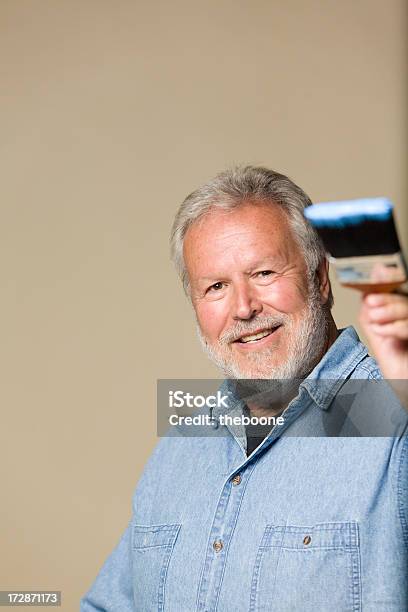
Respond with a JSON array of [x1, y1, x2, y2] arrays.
[[304, 198, 408, 294]]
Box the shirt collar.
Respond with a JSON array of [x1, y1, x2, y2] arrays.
[[302, 326, 369, 410]]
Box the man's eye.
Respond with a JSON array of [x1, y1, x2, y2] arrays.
[[258, 270, 273, 277], [208, 282, 224, 292]]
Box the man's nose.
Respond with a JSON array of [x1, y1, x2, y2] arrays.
[[231, 283, 262, 320]]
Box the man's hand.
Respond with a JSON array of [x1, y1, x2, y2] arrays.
[[359, 290, 408, 407], [359, 291, 408, 378]]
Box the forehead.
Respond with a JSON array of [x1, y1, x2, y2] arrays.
[[183, 201, 304, 278]]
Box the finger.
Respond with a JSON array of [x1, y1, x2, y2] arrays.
[[364, 302, 408, 325], [368, 320, 408, 340], [363, 293, 408, 308]]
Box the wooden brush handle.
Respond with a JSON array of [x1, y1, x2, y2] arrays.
[[342, 281, 408, 295]]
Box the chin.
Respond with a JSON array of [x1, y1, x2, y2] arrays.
[[234, 354, 287, 379], [223, 361, 284, 380]]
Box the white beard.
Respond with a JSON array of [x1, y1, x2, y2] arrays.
[[196, 280, 329, 381]]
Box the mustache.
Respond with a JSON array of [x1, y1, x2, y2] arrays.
[[219, 314, 288, 344]]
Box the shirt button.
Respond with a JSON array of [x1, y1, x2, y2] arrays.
[[213, 539, 223, 553], [303, 535, 312, 546], [231, 474, 242, 486]]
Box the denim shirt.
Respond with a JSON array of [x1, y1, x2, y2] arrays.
[[81, 327, 408, 611]]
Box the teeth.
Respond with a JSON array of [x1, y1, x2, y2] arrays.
[[240, 329, 272, 343]]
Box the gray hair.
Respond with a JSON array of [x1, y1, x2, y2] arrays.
[[170, 165, 333, 308]]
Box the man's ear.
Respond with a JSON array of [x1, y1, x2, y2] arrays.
[[315, 258, 331, 305]]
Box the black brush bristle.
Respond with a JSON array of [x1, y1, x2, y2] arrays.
[[315, 217, 400, 258]]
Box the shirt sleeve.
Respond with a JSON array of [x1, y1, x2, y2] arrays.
[[397, 435, 408, 549], [80, 520, 135, 611]]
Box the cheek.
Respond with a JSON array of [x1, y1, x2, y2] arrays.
[[262, 278, 307, 313], [195, 300, 229, 339]]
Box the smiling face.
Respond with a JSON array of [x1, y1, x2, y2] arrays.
[[183, 201, 331, 379]]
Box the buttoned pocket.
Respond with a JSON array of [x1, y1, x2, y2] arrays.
[[249, 522, 361, 612], [132, 523, 181, 612]]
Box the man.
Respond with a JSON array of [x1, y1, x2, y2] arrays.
[[81, 166, 408, 611]]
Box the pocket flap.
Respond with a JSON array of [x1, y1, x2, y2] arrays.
[[133, 523, 181, 549], [260, 522, 359, 551]]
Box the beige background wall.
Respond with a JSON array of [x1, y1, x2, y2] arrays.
[[1, 0, 406, 609]]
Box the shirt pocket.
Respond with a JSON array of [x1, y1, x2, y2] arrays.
[[249, 522, 361, 612], [132, 523, 181, 612]]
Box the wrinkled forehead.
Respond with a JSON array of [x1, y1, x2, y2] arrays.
[[183, 202, 305, 276]]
